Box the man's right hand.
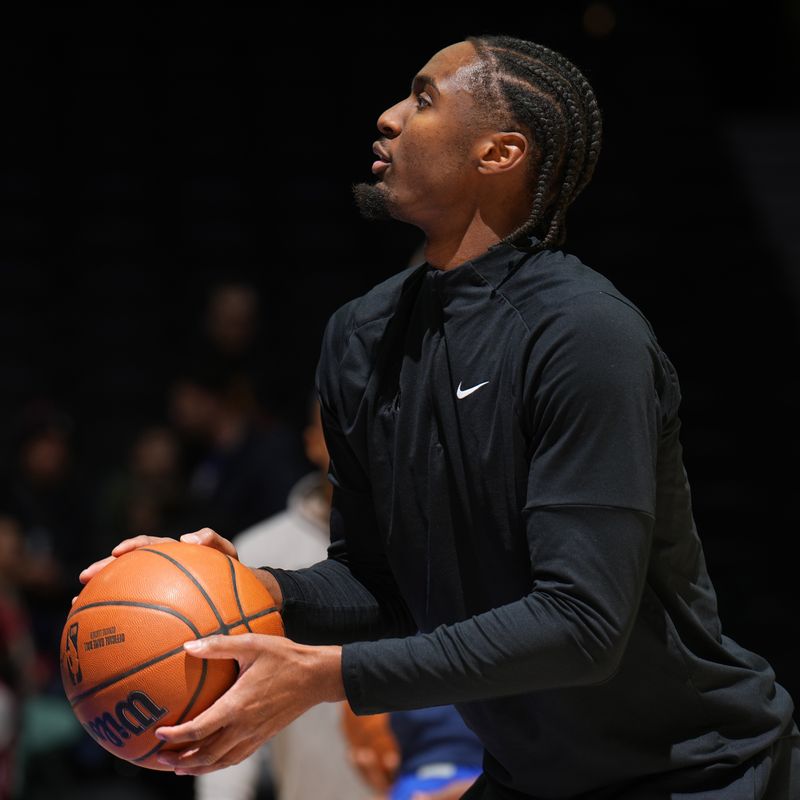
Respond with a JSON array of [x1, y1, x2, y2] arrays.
[[75, 527, 282, 609], [77, 527, 239, 587]]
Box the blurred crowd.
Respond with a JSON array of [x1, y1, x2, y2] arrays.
[[0, 280, 309, 798], [0, 276, 482, 800]]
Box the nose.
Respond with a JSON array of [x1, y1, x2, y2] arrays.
[[376, 97, 406, 138]]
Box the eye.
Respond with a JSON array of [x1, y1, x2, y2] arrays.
[[415, 92, 432, 110]]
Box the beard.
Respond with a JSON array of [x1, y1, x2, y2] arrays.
[[351, 179, 395, 221]]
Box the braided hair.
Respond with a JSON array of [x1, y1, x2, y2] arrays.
[[463, 34, 602, 254]]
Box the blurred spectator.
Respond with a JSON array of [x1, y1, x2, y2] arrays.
[[168, 364, 309, 541], [3, 402, 94, 685], [343, 706, 483, 800], [0, 513, 36, 800], [187, 280, 303, 430], [341, 710, 399, 798], [195, 391, 371, 800], [185, 282, 267, 419], [6, 403, 93, 582], [387, 708, 482, 800], [94, 425, 188, 553], [204, 282, 261, 364]]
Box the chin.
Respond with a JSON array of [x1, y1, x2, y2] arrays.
[[352, 180, 397, 222]]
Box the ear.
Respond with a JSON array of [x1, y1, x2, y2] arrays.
[[476, 131, 529, 175]]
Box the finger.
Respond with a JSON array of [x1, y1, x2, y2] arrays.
[[156, 726, 227, 770], [168, 734, 262, 776], [155, 687, 237, 745], [180, 528, 238, 559], [79, 536, 177, 585], [110, 534, 175, 557], [78, 555, 116, 584], [181, 633, 262, 662]]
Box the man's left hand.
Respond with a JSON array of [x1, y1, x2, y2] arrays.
[[154, 633, 344, 775]]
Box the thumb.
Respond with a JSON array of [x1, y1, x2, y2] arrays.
[[180, 527, 238, 559]]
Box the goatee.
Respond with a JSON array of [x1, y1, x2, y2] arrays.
[[351, 180, 394, 221]]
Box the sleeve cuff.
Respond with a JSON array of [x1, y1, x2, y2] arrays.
[[258, 566, 306, 639], [341, 641, 369, 714]]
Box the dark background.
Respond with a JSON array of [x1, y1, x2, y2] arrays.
[[1, 3, 799, 798]]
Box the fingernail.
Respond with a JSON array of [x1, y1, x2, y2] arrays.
[[182, 533, 200, 543], [155, 730, 167, 741], [184, 639, 202, 651]]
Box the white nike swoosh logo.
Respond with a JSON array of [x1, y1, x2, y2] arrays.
[[456, 380, 490, 399]]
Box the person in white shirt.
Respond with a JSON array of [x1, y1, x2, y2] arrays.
[[194, 394, 371, 800]]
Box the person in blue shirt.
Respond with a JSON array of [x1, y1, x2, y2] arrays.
[[388, 708, 482, 800]]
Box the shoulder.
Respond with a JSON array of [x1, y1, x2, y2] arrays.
[[527, 292, 660, 378], [494, 248, 662, 375], [509, 250, 675, 405], [320, 263, 423, 369], [505, 247, 657, 343], [546, 290, 657, 354]]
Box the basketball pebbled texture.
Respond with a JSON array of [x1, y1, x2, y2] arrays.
[[60, 540, 284, 770]]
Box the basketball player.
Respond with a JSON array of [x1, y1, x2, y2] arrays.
[[80, 35, 800, 798]]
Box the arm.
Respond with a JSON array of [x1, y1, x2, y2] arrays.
[[152, 304, 417, 776], [260, 308, 418, 645], [153, 292, 662, 773], [343, 505, 653, 712], [340, 292, 663, 713], [259, 421, 418, 644]]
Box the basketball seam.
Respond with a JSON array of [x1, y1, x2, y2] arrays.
[[66, 600, 200, 631], [70, 643, 188, 707], [67, 603, 280, 706], [139, 547, 226, 627], [67, 546, 282, 764], [227, 556, 252, 633], [132, 658, 208, 765]]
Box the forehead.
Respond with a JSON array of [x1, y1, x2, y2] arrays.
[[415, 40, 482, 89]]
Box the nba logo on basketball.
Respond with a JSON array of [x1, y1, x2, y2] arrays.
[[64, 621, 83, 686]]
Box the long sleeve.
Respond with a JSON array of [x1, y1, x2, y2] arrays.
[[342, 505, 653, 712], [261, 306, 418, 645], [339, 291, 664, 714]]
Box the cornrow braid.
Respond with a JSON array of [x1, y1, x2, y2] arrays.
[[464, 34, 603, 254]]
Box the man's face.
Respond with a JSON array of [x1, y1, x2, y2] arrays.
[[353, 41, 488, 226]]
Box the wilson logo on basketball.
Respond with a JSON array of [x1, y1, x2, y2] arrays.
[[84, 690, 168, 748], [64, 622, 83, 686]]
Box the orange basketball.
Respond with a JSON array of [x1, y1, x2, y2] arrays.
[[60, 540, 284, 770]]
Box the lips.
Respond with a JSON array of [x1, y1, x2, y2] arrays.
[[372, 141, 392, 163], [372, 141, 392, 175]]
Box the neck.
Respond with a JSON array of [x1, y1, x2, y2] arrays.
[[420, 205, 529, 271]]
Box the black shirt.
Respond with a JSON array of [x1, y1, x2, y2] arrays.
[[264, 237, 797, 797]]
